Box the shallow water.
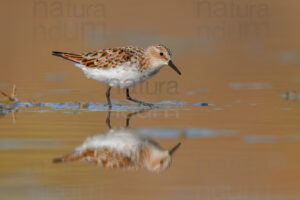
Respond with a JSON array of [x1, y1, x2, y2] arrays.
[[1, 0, 300, 199]]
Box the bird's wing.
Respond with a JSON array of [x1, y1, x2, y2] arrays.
[[53, 147, 138, 169], [52, 47, 145, 70]]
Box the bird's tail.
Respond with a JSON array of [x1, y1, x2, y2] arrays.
[[52, 157, 64, 163], [52, 51, 83, 64], [52, 149, 94, 163]]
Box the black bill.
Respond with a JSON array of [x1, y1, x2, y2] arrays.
[[168, 60, 181, 75]]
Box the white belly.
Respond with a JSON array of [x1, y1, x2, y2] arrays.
[[75, 63, 160, 88], [75, 128, 144, 154]]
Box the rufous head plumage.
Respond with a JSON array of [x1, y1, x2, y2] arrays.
[[145, 142, 181, 172], [145, 44, 181, 75]]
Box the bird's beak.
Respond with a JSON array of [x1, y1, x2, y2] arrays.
[[169, 142, 181, 155], [168, 60, 181, 75]]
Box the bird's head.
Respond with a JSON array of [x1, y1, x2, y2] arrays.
[[145, 142, 181, 172], [145, 44, 181, 75]]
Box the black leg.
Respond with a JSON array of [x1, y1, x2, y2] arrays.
[[126, 88, 154, 107], [106, 87, 112, 108]]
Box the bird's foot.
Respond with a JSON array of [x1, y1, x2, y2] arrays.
[[141, 102, 154, 108]]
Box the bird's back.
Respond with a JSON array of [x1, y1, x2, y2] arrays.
[[52, 46, 145, 70]]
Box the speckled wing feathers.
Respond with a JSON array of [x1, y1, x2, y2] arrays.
[[52, 47, 145, 70], [60, 148, 140, 169]]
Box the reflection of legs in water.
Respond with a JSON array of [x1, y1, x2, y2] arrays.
[[126, 108, 152, 127], [105, 107, 153, 129], [106, 108, 112, 129]]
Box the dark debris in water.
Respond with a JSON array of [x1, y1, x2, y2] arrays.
[[194, 102, 214, 106], [281, 90, 299, 102]]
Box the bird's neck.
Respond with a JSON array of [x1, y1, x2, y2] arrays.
[[140, 55, 151, 71], [140, 56, 164, 75]]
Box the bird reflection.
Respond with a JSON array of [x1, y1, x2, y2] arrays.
[[53, 109, 181, 172]]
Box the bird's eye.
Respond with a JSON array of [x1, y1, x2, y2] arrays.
[[160, 160, 164, 165], [160, 52, 164, 56]]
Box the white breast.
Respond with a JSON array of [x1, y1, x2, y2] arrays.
[[74, 62, 160, 88]]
